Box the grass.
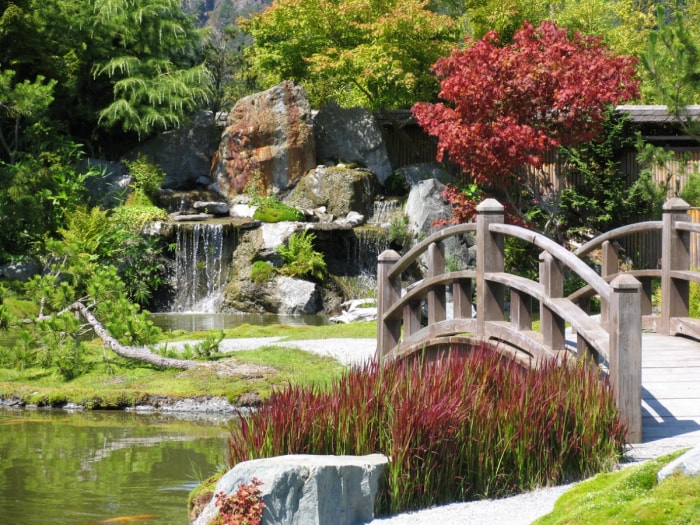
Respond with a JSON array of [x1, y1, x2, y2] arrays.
[[0, 320, 363, 407], [160, 320, 377, 343], [226, 345, 626, 515], [534, 450, 700, 524]]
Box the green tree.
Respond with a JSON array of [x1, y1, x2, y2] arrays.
[[240, 0, 460, 110], [641, 5, 700, 134], [90, 0, 211, 138], [0, 70, 56, 162]]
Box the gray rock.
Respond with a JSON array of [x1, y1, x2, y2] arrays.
[[276, 276, 321, 315], [0, 258, 42, 281], [314, 104, 392, 184], [193, 454, 389, 525], [81, 158, 132, 208], [657, 444, 700, 482], [404, 178, 475, 274], [285, 165, 380, 218], [193, 201, 229, 216], [125, 110, 221, 190], [395, 162, 453, 187], [212, 81, 316, 197]]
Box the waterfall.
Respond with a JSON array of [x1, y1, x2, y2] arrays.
[[368, 198, 403, 226], [173, 222, 235, 313]]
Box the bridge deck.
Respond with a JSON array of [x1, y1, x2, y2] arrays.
[[638, 333, 700, 451]]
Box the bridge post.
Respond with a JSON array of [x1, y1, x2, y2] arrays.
[[609, 274, 642, 444], [540, 252, 566, 351], [660, 198, 690, 335], [377, 250, 401, 364], [476, 199, 505, 338], [600, 240, 618, 331]]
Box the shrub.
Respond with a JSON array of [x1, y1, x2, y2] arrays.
[[212, 478, 265, 525], [252, 198, 304, 223], [250, 261, 276, 285], [277, 231, 327, 281], [124, 154, 166, 202], [226, 346, 626, 515]]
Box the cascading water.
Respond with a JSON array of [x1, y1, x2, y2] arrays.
[[173, 222, 236, 313], [369, 198, 403, 227]]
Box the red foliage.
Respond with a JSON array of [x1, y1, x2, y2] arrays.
[[214, 478, 265, 525], [412, 21, 639, 189]]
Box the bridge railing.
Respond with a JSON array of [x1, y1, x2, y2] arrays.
[[571, 197, 700, 339], [377, 198, 643, 442]]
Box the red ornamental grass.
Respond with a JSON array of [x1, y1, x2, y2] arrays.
[[226, 345, 626, 515]]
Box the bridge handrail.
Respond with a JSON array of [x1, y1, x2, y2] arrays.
[[377, 198, 650, 443], [573, 221, 662, 258], [489, 223, 612, 304], [388, 223, 476, 280]]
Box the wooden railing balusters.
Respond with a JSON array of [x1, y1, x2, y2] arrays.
[[540, 251, 566, 351]]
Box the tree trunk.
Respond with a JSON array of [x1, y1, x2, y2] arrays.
[[68, 301, 202, 370]]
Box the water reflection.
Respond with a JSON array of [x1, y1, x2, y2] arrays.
[[150, 312, 328, 332], [0, 409, 228, 525]]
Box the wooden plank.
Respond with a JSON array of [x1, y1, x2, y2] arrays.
[[642, 399, 700, 417], [642, 383, 700, 398]]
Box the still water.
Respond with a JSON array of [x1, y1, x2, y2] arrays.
[[0, 408, 229, 525]]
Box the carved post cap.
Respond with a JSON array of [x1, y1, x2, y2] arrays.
[[476, 198, 504, 214], [663, 198, 690, 213], [610, 273, 642, 292], [378, 250, 401, 262]]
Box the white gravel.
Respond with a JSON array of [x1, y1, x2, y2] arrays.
[[182, 336, 700, 524]]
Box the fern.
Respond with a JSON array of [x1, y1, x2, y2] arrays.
[[277, 231, 327, 281]]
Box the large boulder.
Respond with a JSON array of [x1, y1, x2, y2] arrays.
[[228, 276, 322, 315], [81, 158, 132, 208], [405, 178, 475, 273], [212, 81, 316, 198], [314, 104, 392, 184], [285, 165, 380, 218], [124, 110, 221, 190], [193, 454, 389, 525], [658, 444, 700, 482]]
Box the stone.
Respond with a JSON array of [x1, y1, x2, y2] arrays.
[[285, 165, 380, 218], [81, 158, 132, 208], [193, 201, 229, 216], [0, 258, 42, 281], [658, 444, 700, 482], [314, 103, 392, 184], [404, 178, 475, 274], [276, 276, 322, 315], [230, 203, 257, 218], [329, 299, 378, 324], [125, 110, 221, 190], [395, 162, 454, 187], [211, 81, 316, 197], [193, 454, 389, 525]]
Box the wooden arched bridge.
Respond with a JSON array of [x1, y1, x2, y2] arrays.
[[376, 198, 700, 444]]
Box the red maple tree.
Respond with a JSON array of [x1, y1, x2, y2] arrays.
[[412, 21, 639, 211]]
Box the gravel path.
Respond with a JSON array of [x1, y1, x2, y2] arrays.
[[181, 336, 699, 524]]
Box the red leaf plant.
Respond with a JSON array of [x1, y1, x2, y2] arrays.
[[213, 477, 265, 525], [412, 21, 639, 193]]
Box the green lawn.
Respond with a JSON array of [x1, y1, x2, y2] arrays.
[[534, 450, 700, 524]]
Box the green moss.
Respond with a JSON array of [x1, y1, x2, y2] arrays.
[[250, 260, 276, 284], [534, 450, 698, 525], [253, 198, 304, 223]]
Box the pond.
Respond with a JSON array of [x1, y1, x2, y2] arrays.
[[0, 408, 230, 525]]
